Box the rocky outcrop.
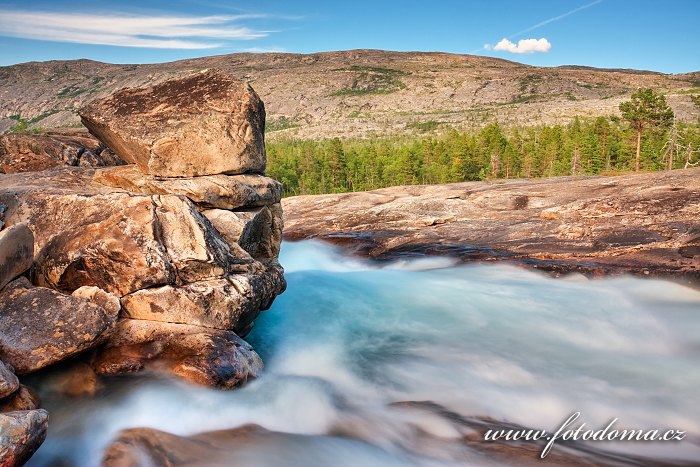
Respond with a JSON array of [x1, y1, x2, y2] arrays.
[[80, 70, 266, 178], [283, 169, 700, 286], [0, 70, 285, 391], [0, 132, 124, 174], [0, 409, 49, 466]]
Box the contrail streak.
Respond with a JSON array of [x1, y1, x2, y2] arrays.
[[508, 0, 603, 38], [472, 0, 604, 54]]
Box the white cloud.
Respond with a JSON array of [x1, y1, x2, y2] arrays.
[[0, 9, 271, 49], [492, 38, 552, 54]]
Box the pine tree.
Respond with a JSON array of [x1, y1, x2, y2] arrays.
[[619, 88, 674, 171]]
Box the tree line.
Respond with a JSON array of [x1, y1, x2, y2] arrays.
[[267, 118, 699, 196], [266, 88, 699, 196]]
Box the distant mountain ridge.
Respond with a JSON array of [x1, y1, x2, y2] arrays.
[[1, 49, 698, 139]]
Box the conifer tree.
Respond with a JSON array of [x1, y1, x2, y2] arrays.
[[619, 88, 674, 171]]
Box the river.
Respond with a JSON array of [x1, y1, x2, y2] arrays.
[[27, 241, 700, 466]]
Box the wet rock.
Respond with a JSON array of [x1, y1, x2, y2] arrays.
[[95, 164, 282, 210], [101, 424, 407, 467], [120, 264, 285, 332], [0, 277, 117, 374], [0, 385, 41, 412], [0, 409, 49, 466], [0, 222, 33, 291], [0, 360, 19, 399], [283, 169, 700, 286], [92, 319, 263, 388], [80, 70, 267, 178]]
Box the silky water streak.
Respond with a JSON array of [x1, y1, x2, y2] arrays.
[[28, 240, 700, 466]]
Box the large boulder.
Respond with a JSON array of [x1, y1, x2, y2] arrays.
[[92, 319, 263, 388], [0, 409, 48, 466], [0, 277, 117, 374], [0, 222, 33, 291], [80, 70, 267, 178]]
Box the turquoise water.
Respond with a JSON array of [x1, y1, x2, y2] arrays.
[[29, 241, 700, 465]]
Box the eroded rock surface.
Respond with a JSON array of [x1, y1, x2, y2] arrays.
[[101, 425, 407, 467], [80, 70, 267, 177], [283, 169, 700, 285]]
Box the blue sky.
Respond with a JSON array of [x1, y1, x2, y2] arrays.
[[0, 0, 698, 73]]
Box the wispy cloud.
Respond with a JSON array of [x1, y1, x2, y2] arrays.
[[0, 9, 271, 49], [485, 38, 552, 54]]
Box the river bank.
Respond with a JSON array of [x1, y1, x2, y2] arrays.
[[283, 169, 700, 288]]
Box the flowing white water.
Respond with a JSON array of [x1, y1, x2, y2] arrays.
[[28, 241, 700, 466]]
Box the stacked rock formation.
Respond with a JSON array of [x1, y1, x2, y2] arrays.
[[0, 70, 285, 394]]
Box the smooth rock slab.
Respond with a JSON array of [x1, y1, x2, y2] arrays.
[[0, 360, 19, 399], [282, 169, 700, 285], [80, 70, 267, 178], [0, 223, 33, 291], [120, 264, 286, 332], [95, 165, 282, 210], [92, 319, 263, 388], [0, 409, 48, 466], [0, 277, 117, 374]]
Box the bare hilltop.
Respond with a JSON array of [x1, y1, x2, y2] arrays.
[[1, 50, 699, 139]]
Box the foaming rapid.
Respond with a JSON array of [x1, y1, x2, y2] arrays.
[[28, 241, 700, 466]]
